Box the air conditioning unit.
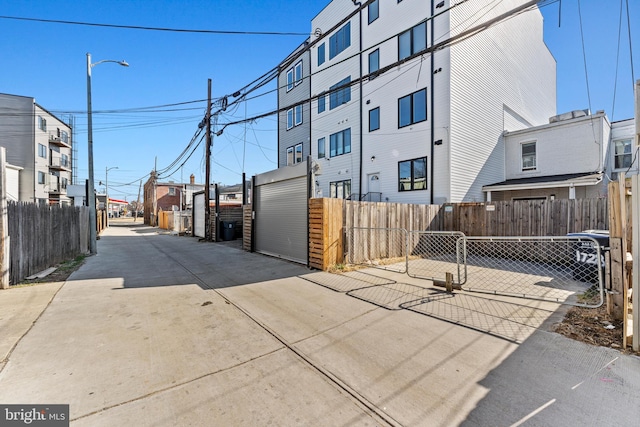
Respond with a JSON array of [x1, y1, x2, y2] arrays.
[[50, 136, 61, 142]]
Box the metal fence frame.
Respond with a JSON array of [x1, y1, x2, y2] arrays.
[[346, 227, 605, 308], [407, 231, 466, 284], [459, 236, 604, 308]]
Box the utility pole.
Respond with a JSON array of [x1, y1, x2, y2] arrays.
[[205, 79, 212, 241], [134, 179, 142, 222]]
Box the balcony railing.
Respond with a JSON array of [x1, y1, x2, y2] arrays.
[[49, 157, 71, 171], [49, 133, 71, 148]]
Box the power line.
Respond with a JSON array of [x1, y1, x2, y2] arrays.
[[0, 15, 311, 36]]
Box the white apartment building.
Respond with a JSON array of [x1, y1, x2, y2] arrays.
[[0, 93, 73, 205], [279, 0, 556, 203]]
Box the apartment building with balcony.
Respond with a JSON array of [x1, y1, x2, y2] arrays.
[[0, 93, 73, 205], [278, 0, 556, 203]]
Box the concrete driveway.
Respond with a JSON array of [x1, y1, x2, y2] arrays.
[[0, 220, 638, 426]]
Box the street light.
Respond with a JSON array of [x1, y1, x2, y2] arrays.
[[87, 53, 128, 254], [106, 166, 118, 227]]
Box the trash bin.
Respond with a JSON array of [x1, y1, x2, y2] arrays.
[[221, 221, 236, 241], [567, 230, 609, 283]]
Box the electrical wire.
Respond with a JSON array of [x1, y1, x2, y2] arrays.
[[0, 15, 311, 36]]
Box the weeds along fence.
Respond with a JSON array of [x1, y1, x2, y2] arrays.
[[7, 202, 90, 284]]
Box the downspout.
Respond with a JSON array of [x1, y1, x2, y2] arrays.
[[430, 0, 435, 205], [354, 0, 363, 200]]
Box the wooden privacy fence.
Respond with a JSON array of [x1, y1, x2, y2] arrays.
[[7, 202, 90, 285], [309, 198, 609, 270]]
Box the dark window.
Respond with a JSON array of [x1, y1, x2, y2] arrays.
[[329, 128, 351, 158], [329, 22, 351, 60], [38, 171, 46, 185], [398, 88, 427, 128], [368, 0, 379, 24], [287, 108, 294, 130], [398, 157, 427, 191], [399, 22, 427, 60], [522, 142, 536, 170], [295, 143, 303, 164], [294, 61, 303, 86], [369, 107, 380, 132], [614, 139, 632, 169], [329, 77, 351, 110], [330, 179, 351, 199], [318, 137, 326, 159], [318, 43, 326, 66], [318, 94, 326, 113], [286, 69, 294, 91], [38, 143, 47, 158], [368, 49, 380, 78], [294, 104, 303, 126]]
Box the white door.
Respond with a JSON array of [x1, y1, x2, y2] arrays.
[[367, 173, 380, 201]]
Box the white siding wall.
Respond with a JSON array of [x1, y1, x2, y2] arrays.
[[6, 165, 21, 201], [359, 0, 449, 204], [449, 0, 556, 202], [504, 114, 607, 180], [311, 1, 361, 198]]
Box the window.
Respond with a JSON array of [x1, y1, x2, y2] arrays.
[[287, 143, 303, 166], [38, 143, 47, 158], [368, 0, 379, 24], [330, 179, 351, 199], [614, 139, 632, 169], [295, 143, 303, 164], [399, 22, 427, 60], [61, 153, 69, 167], [169, 187, 176, 196], [38, 171, 46, 185], [318, 93, 326, 113], [286, 106, 302, 130], [398, 88, 427, 127], [329, 77, 351, 110], [61, 177, 68, 189], [369, 107, 380, 132], [286, 68, 294, 91], [318, 137, 326, 159], [329, 21, 351, 60], [287, 108, 294, 129], [398, 157, 427, 191], [329, 128, 351, 157], [368, 49, 380, 78], [294, 104, 303, 126], [522, 142, 536, 171], [318, 43, 326, 66], [287, 147, 294, 166], [60, 130, 69, 143], [37, 116, 47, 132], [294, 61, 303, 86]]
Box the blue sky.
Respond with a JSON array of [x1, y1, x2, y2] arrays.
[[0, 0, 637, 202]]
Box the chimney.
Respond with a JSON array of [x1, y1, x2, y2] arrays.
[[190, 174, 195, 185]]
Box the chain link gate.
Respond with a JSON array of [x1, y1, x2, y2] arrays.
[[458, 236, 605, 308], [347, 227, 408, 273], [407, 231, 467, 285]]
